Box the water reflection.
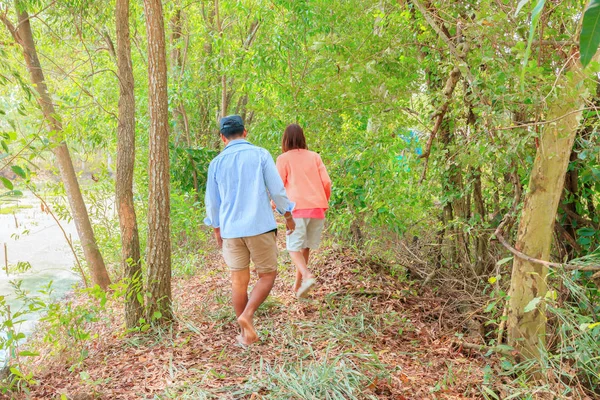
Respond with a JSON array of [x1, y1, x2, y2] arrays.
[[0, 192, 80, 365]]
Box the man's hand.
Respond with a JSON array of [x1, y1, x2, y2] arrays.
[[284, 212, 295, 235], [214, 228, 223, 248]]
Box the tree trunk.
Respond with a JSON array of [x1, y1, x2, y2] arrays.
[[473, 167, 490, 275], [143, 0, 172, 322], [170, 8, 199, 195], [215, 0, 227, 120], [3, 4, 111, 290], [116, 0, 143, 328], [507, 59, 591, 360]]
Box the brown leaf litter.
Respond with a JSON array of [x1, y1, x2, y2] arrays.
[[8, 234, 495, 399]]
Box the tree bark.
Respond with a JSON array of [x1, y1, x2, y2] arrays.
[[215, 0, 227, 120], [116, 0, 143, 328], [2, 4, 111, 290], [473, 167, 490, 275], [170, 8, 199, 195], [143, 0, 172, 322], [507, 59, 591, 360]]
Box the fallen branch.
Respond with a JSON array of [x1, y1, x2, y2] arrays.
[[421, 269, 437, 287]]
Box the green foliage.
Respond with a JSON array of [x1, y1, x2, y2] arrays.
[[580, 0, 600, 68], [0, 291, 38, 394], [7, 261, 33, 274], [520, 0, 546, 90], [170, 146, 218, 193]]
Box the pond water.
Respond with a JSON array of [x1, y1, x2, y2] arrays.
[[0, 193, 80, 365]]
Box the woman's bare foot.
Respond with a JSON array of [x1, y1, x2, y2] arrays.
[[297, 277, 316, 298], [237, 314, 258, 345]]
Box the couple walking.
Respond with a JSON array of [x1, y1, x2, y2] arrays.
[[204, 115, 331, 346]]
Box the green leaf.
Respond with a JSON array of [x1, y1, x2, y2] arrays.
[[11, 165, 25, 178], [18, 350, 39, 357], [545, 290, 557, 301], [515, 0, 530, 16], [524, 297, 542, 313], [152, 311, 162, 320], [520, 0, 546, 91], [0, 177, 13, 190], [580, 0, 600, 68], [482, 385, 500, 400], [576, 227, 597, 237], [495, 256, 513, 266], [484, 300, 498, 313]]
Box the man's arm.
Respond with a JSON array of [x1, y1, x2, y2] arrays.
[[203, 162, 222, 246], [263, 151, 296, 233], [263, 150, 295, 215], [213, 227, 223, 248]]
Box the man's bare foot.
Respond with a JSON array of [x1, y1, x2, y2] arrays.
[[237, 315, 258, 345]]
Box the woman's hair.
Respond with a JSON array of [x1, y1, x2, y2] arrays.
[[282, 124, 308, 152]]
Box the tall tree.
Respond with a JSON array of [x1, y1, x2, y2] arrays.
[[507, 57, 595, 359], [143, 0, 172, 322], [116, 0, 143, 328], [0, 1, 111, 290]]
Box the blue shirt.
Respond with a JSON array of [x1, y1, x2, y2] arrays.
[[204, 139, 295, 239]]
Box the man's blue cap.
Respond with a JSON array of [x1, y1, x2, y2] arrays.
[[219, 115, 245, 135]]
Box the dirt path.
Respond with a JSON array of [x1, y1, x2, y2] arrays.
[[22, 239, 493, 399]]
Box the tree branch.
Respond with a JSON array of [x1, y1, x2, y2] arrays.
[[494, 226, 600, 272], [411, 0, 475, 85], [418, 66, 461, 183]]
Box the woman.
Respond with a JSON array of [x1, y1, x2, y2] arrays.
[[276, 124, 331, 298]]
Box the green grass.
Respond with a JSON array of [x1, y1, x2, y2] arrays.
[[158, 351, 385, 400], [246, 356, 377, 399]]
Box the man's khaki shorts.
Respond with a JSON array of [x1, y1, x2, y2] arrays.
[[222, 231, 278, 274]]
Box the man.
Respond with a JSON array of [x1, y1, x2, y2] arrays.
[[204, 115, 296, 346]]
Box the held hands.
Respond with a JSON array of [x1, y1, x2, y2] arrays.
[[284, 212, 295, 235]]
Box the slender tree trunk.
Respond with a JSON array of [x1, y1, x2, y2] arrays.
[[473, 167, 490, 275], [116, 0, 143, 328], [170, 8, 199, 195], [507, 59, 591, 360], [215, 0, 227, 119], [170, 7, 184, 145], [143, 0, 172, 322], [1, 4, 110, 290]]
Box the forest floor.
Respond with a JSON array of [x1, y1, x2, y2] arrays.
[[16, 233, 499, 399]]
